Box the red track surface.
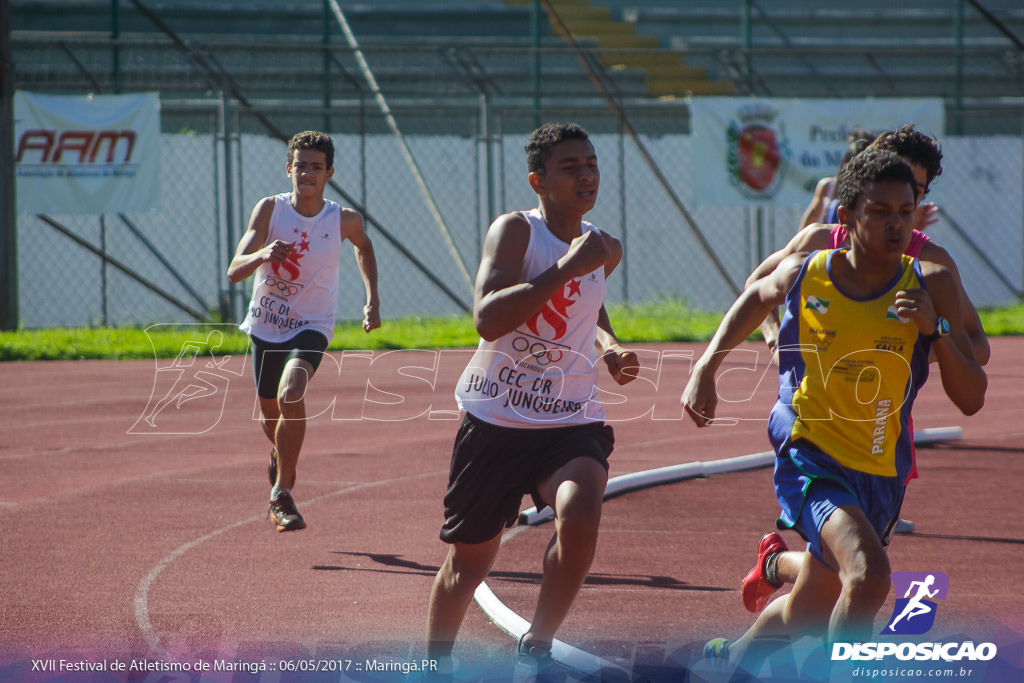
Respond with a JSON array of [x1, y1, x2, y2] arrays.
[[2, 339, 1022, 682]]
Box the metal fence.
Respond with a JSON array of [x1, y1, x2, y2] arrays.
[[10, 34, 1024, 328]]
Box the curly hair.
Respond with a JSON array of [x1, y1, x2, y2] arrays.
[[524, 121, 591, 174], [839, 128, 877, 168], [867, 123, 942, 189], [835, 148, 917, 212], [288, 130, 334, 169]]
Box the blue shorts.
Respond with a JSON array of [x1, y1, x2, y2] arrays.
[[774, 440, 904, 567]]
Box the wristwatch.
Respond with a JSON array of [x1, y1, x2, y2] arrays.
[[925, 316, 951, 342]]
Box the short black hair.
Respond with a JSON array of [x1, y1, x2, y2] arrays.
[[835, 148, 917, 212], [288, 130, 334, 169], [868, 123, 942, 188], [525, 121, 590, 174], [840, 129, 877, 168]]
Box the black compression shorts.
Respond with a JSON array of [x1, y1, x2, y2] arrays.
[[250, 330, 329, 399]]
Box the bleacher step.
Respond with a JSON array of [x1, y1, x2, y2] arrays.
[[515, 0, 732, 97]]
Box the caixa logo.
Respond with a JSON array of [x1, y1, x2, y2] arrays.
[[16, 129, 137, 164]]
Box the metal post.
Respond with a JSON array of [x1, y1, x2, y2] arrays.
[[360, 93, 367, 209], [0, 0, 17, 330], [111, 0, 121, 93], [618, 125, 628, 303], [213, 125, 230, 322], [741, 0, 752, 85], [473, 110, 482, 261], [756, 205, 765, 269], [220, 91, 239, 322], [532, 0, 542, 129], [322, 0, 331, 133], [100, 215, 109, 325], [481, 94, 495, 255], [954, 0, 965, 136], [496, 111, 506, 215]]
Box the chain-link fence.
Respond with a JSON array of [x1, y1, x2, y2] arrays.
[[11, 30, 1024, 328]]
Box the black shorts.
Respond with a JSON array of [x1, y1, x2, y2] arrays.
[[250, 330, 329, 399], [439, 412, 614, 545]]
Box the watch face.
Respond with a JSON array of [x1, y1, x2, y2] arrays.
[[938, 317, 951, 335]]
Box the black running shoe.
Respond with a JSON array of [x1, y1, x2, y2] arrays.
[[268, 491, 306, 532]]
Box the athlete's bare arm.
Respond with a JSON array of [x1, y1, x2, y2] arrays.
[[902, 262, 986, 415], [684, 253, 806, 426], [596, 305, 638, 386], [917, 241, 989, 365], [473, 213, 614, 341], [600, 230, 623, 278], [590, 231, 635, 384], [341, 208, 381, 332], [799, 177, 834, 229], [227, 197, 295, 283], [745, 225, 834, 357]]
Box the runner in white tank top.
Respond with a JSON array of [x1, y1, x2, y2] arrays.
[[427, 122, 639, 669], [455, 208, 607, 427], [239, 192, 342, 343], [228, 131, 380, 533]]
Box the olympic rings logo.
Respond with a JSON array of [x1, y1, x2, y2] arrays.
[[512, 336, 564, 366], [264, 276, 300, 297]]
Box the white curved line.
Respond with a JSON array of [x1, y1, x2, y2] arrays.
[[134, 471, 440, 656]]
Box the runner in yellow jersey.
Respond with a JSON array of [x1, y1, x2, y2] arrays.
[[682, 148, 986, 674]]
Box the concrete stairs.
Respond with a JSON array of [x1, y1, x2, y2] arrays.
[[506, 0, 733, 97]]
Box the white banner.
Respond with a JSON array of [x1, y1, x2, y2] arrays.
[[15, 91, 161, 214], [690, 98, 944, 206]]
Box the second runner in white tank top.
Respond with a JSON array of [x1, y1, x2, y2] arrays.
[[455, 208, 608, 427]]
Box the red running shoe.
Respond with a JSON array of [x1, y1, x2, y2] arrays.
[[740, 532, 788, 612]]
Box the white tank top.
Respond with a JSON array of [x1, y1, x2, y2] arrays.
[[239, 193, 341, 343], [455, 208, 608, 428]]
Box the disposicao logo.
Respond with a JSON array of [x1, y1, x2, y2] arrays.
[[883, 571, 947, 635], [832, 571, 998, 663]]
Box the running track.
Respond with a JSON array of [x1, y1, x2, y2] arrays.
[[2, 338, 1023, 682]]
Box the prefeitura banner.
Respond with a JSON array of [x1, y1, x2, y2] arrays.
[[14, 91, 161, 214], [690, 97, 944, 206]]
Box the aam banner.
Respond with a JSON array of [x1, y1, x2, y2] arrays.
[[690, 97, 944, 207], [14, 91, 161, 214]]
